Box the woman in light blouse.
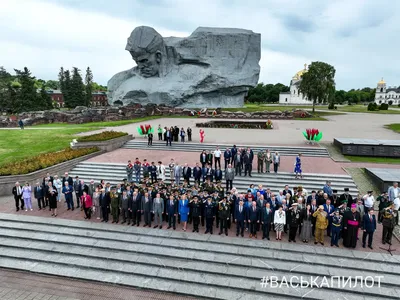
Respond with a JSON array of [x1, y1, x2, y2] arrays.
[[274, 206, 286, 240]]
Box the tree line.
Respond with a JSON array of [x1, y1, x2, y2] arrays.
[[247, 62, 382, 109], [0, 66, 107, 113]]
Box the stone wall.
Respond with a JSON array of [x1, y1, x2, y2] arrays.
[[0, 151, 103, 196], [0, 104, 311, 127], [71, 135, 133, 152]]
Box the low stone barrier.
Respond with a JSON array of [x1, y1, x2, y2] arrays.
[[71, 135, 133, 152], [0, 151, 102, 197]]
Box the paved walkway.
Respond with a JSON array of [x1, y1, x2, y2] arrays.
[[76, 113, 400, 145], [0, 269, 193, 300]]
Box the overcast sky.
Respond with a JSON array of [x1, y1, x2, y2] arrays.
[[1, 0, 399, 90]]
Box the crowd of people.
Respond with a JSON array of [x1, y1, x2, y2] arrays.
[[12, 159, 399, 249]]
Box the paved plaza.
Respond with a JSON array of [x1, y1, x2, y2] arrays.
[[78, 112, 400, 145]]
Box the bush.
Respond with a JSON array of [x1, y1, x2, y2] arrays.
[[0, 147, 99, 176], [379, 103, 389, 110], [367, 103, 378, 111], [77, 131, 128, 142], [398, 103, 400, 107], [328, 103, 335, 110]]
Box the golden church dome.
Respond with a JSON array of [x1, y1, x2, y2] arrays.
[[378, 78, 385, 84], [292, 64, 308, 80]]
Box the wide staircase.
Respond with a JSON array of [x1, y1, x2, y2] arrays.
[[0, 213, 397, 299], [121, 140, 330, 157], [69, 162, 359, 197]]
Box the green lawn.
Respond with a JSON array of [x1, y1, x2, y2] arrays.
[[344, 155, 400, 164], [321, 105, 400, 114], [385, 123, 400, 133], [32, 116, 163, 129], [0, 128, 95, 166]]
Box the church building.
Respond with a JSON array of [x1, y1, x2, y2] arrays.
[[374, 78, 400, 105], [279, 64, 311, 104]]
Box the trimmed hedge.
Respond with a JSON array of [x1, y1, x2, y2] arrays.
[[77, 131, 128, 142], [0, 147, 99, 176]]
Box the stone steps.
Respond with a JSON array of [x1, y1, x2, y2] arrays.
[[121, 140, 330, 157], [0, 214, 398, 299], [69, 162, 360, 197]]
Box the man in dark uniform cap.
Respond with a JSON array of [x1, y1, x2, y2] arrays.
[[330, 189, 340, 208], [191, 196, 201, 232]]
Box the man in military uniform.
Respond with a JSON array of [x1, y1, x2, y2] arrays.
[[110, 187, 121, 224], [288, 203, 301, 242], [330, 209, 342, 247], [382, 203, 396, 245], [204, 197, 215, 234], [149, 162, 157, 183], [191, 196, 202, 232], [218, 197, 230, 236]]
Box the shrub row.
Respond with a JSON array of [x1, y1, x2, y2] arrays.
[[77, 131, 128, 142], [0, 147, 99, 176]]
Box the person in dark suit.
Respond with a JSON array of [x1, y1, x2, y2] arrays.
[[206, 151, 213, 168], [12, 182, 24, 212], [200, 150, 207, 168], [166, 194, 178, 229], [248, 201, 259, 238], [34, 182, 45, 210], [62, 172, 73, 187], [149, 162, 157, 183], [141, 192, 153, 227], [362, 208, 377, 249], [99, 189, 110, 222], [182, 163, 192, 183], [147, 132, 153, 146], [223, 148, 232, 170], [235, 199, 246, 237], [193, 163, 202, 185], [243, 151, 252, 177], [130, 190, 141, 226], [230, 145, 237, 165], [261, 202, 273, 240], [214, 167, 223, 183], [306, 191, 317, 206]]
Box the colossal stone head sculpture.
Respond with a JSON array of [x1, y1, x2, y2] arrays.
[[125, 26, 165, 78], [108, 26, 261, 108]]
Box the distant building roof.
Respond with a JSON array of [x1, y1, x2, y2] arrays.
[[387, 88, 400, 93], [46, 89, 62, 94]]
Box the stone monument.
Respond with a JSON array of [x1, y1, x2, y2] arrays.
[[107, 26, 261, 108]]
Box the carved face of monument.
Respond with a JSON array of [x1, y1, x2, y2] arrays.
[[133, 51, 162, 78]]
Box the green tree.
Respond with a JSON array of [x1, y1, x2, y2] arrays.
[[61, 69, 73, 108], [69, 67, 85, 108], [0, 67, 14, 111], [92, 82, 107, 92], [334, 90, 346, 104], [298, 61, 336, 113], [45, 80, 59, 90], [14, 67, 39, 112], [84, 67, 93, 107], [39, 86, 53, 109]]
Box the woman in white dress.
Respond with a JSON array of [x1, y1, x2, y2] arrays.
[[274, 206, 286, 240]]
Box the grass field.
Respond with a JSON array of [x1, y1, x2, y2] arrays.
[[32, 116, 163, 129], [0, 128, 95, 166], [344, 155, 400, 164], [385, 123, 400, 133]]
